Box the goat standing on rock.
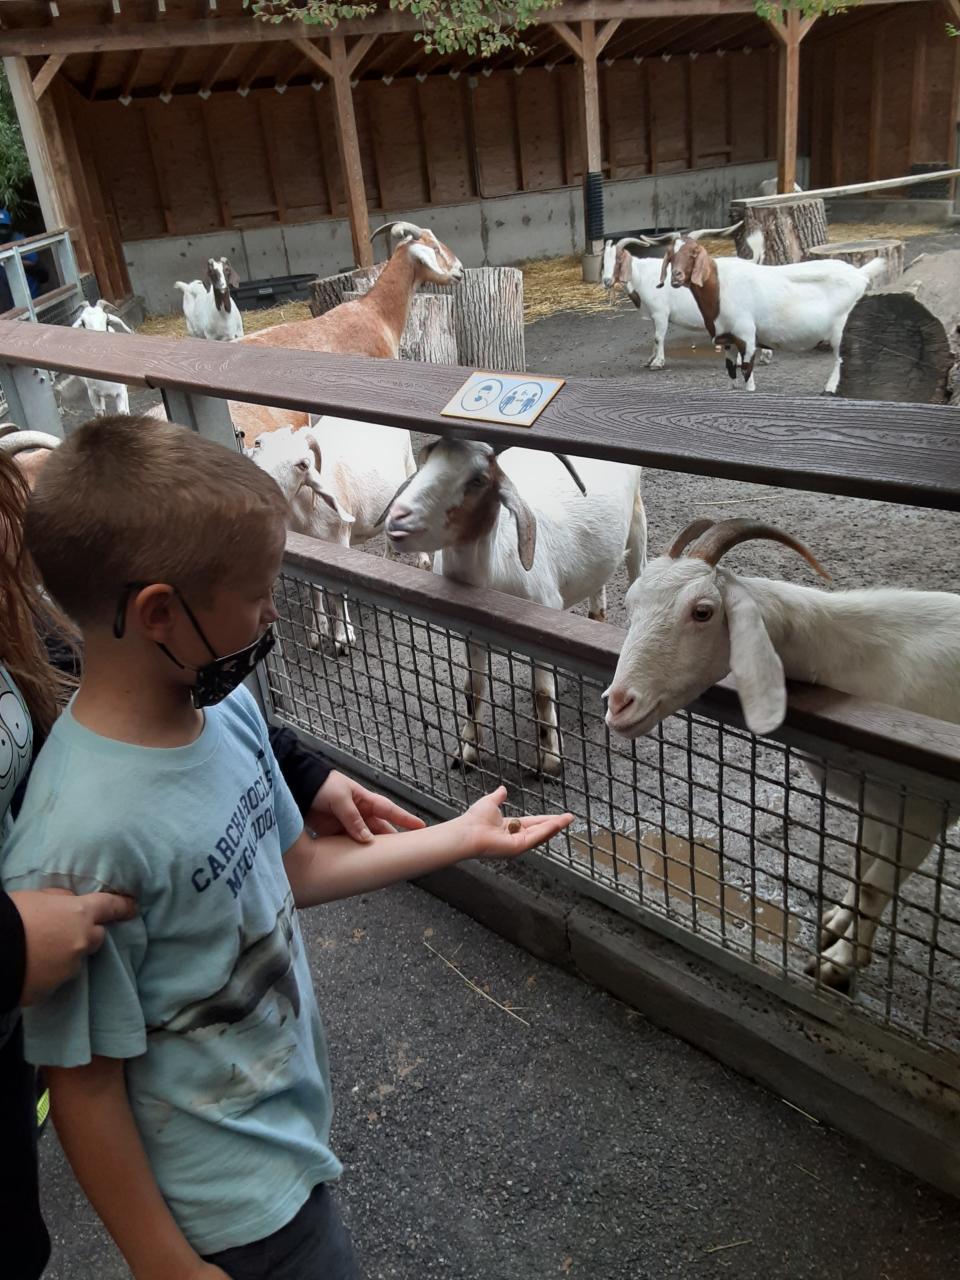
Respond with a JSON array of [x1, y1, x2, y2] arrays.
[[659, 234, 884, 392], [604, 517, 960, 989], [231, 222, 463, 449], [384, 440, 646, 776]]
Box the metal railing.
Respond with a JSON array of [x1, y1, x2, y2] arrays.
[[1, 321, 959, 1087], [0, 227, 82, 323]]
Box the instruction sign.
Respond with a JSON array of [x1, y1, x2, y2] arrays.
[[441, 372, 565, 428]]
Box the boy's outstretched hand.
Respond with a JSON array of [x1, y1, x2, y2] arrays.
[[458, 786, 573, 860]]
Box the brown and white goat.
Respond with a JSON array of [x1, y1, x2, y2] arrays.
[[175, 257, 243, 343], [230, 222, 463, 448]]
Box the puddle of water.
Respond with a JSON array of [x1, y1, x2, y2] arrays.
[[570, 826, 799, 946], [663, 342, 722, 361]]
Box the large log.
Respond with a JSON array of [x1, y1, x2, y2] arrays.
[[838, 249, 960, 404], [343, 289, 457, 365], [730, 196, 828, 265], [804, 238, 904, 288], [348, 264, 526, 371]]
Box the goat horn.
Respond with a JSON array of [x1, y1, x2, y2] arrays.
[[369, 220, 424, 243], [554, 454, 586, 495], [667, 518, 716, 558], [614, 236, 655, 254], [687, 221, 743, 241], [0, 429, 61, 455], [687, 519, 831, 579]]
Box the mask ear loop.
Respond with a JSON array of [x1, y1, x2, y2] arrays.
[[113, 581, 150, 640]]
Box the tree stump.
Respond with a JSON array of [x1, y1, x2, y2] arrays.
[[730, 197, 828, 265], [308, 270, 358, 317], [425, 267, 526, 371], [838, 249, 960, 404], [804, 239, 904, 289], [343, 288, 457, 365]]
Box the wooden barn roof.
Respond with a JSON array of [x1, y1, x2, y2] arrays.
[[0, 0, 920, 101]]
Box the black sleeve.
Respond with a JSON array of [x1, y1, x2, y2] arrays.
[[0, 891, 27, 1015], [269, 725, 334, 816]]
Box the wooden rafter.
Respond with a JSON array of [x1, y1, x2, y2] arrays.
[[199, 43, 237, 95], [160, 44, 190, 98], [32, 52, 63, 99], [347, 33, 377, 75], [120, 46, 144, 99], [237, 42, 274, 93], [273, 44, 307, 91], [550, 21, 584, 60], [595, 17, 622, 55]]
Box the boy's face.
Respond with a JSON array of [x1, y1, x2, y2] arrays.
[[177, 523, 284, 665]]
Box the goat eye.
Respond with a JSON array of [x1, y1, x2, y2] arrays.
[[691, 603, 714, 623], [296, 459, 309, 471], [466, 476, 486, 490]]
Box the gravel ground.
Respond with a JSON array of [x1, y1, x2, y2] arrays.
[[40, 225, 960, 1277]]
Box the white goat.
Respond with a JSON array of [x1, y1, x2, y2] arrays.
[[175, 257, 244, 342], [384, 441, 647, 775], [659, 235, 885, 392], [757, 179, 803, 197], [604, 517, 960, 989], [602, 234, 772, 370], [69, 301, 133, 416], [249, 418, 428, 653]]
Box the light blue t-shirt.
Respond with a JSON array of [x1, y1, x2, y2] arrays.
[[0, 684, 342, 1254]]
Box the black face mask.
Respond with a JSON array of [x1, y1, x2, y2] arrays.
[[113, 582, 276, 709]]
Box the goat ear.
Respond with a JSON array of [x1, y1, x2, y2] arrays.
[[721, 575, 786, 736], [690, 244, 710, 289], [417, 439, 437, 466], [306, 432, 322, 473], [496, 470, 536, 572], [304, 472, 354, 524], [657, 249, 671, 289], [225, 262, 240, 290], [106, 314, 134, 334]]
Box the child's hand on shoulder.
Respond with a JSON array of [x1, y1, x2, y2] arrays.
[[457, 786, 572, 860]]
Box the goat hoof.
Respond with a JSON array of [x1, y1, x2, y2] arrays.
[[416, 554, 433, 572], [804, 953, 852, 993], [647, 358, 665, 371], [538, 752, 563, 778], [308, 631, 322, 651], [452, 745, 480, 772]]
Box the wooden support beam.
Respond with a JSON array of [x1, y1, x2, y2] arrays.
[[347, 33, 377, 75], [942, 0, 960, 23], [292, 35, 333, 79], [161, 44, 190, 98], [2, 55, 68, 230], [550, 21, 583, 61], [237, 42, 273, 94], [120, 47, 145, 100], [200, 108, 231, 227], [595, 17, 621, 55], [32, 53, 63, 100], [329, 35, 372, 268], [765, 9, 815, 194], [867, 23, 884, 181], [199, 43, 236, 96], [258, 98, 286, 220], [142, 104, 175, 232]]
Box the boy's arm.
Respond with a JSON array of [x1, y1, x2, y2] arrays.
[[48, 1058, 228, 1280], [285, 786, 572, 908]]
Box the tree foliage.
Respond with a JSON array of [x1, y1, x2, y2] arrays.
[[0, 67, 30, 215], [246, 0, 864, 57]]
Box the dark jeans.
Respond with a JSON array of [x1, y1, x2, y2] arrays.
[[204, 1182, 358, 1280]]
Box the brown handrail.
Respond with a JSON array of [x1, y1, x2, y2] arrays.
[[0, 320, 959, 510]]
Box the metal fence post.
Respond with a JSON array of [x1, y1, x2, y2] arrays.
[[158, 387, 240, 452], [0, 361, 63, 434]]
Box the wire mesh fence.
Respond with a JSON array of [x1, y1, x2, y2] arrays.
[[266, 568, 960, 1070]]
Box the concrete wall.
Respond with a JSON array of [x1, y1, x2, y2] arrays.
[[124, 159, 803, 315]]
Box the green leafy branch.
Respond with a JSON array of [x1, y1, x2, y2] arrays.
[[0, 67, 30, 215]]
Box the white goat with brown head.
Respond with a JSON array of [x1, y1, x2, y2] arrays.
[[604, 517, 960, 989], [231, 222, 464, 448], [384, 440, 646, 775], [175, 256, 243, 343]]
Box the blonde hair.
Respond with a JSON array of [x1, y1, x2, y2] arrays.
[[0, 450, 78, 736], [25, 415, 289, 629]]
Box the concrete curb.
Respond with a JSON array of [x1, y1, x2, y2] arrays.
[[416, 859, 960, 1199]]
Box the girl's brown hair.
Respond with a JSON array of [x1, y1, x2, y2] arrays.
[[0, 450, 77, 737]]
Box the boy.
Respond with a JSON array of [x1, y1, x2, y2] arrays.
[[1, 415, 572, 1280]]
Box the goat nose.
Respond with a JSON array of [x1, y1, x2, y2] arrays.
[[391, 504, 412, 521], [606, 687, 636, 719]]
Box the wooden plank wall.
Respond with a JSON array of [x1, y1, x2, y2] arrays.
[[806, 3, 958, 186], [85, 50, 777, 241]]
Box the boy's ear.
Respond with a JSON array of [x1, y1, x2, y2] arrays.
[[129, 583, 179, 643]]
